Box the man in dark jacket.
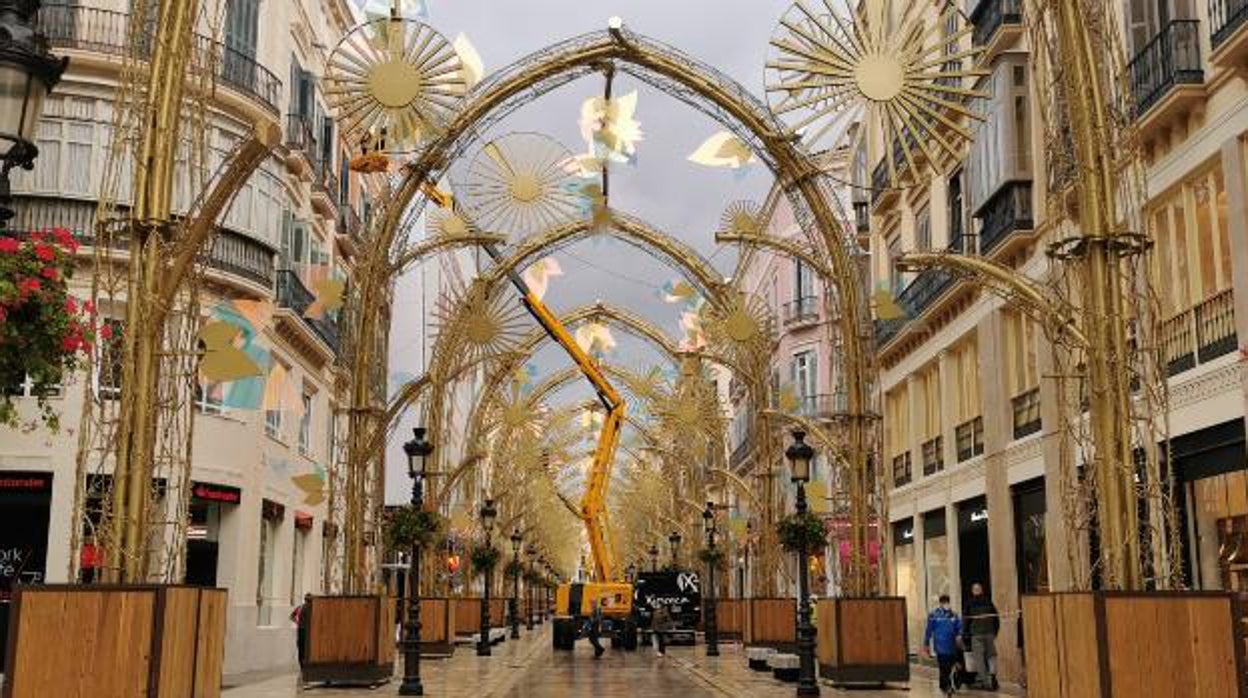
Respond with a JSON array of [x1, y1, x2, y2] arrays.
[[587, 600, 606, 658], [923, 594, 962, 696], [964, 582, 1000, 690], [290, 593, 312, 667]]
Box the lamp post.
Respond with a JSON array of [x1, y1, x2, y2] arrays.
[[508, 528, 521, 640], [399, 428, 433, 696], [786, 430, 819, 696], [702, 501, 719, 657], [539, 556, 549, 621], [626, 562, 637, 583], [0, 0, 66, 226], [525, 542, 537, 630], [744, 520, 753, 599], [648, 543, 659, 572], [476, 497, 497, 657], [669, 530, 682, 570]]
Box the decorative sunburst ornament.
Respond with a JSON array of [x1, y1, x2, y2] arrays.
[[718, 201, 764, 237], [703, 290, 776, 373], [326, 14, 466, 155], [429, 209, 477, 238], [458, 132, 584, 240], [765, 0, 987, 189], [433, 280, 529, 367]]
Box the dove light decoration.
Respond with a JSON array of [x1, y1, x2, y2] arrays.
[[579, 91, 643, 164], [522, 257, 563, 301], [688, 131, 757, 169]]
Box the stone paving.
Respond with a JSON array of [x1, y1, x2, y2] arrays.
[[222, 628, 1017, 698]]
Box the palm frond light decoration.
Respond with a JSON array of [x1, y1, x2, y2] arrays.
[[326, 14, 466, 166], [765, 0, 987, 189], [457, 132, 584, 241], [432, 280, 530, 368]]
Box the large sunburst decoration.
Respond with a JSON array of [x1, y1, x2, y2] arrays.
[[432, 279, 530, 369], [456, 132, 585, 240], [718, 200, 764, 238], [765, 0, 987, 189], [702, 289, 776, 377], [326, 14, 466, 163]]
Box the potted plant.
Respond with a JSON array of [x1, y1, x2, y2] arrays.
[[469, 542, 500, 573], [384, 506, 446, 552], [0, 229, 93, 429], [697, 547, 726, 569], [776, 510, 827, 553]]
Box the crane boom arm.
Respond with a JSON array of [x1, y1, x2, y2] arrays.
[[483, 244, 623, 581]]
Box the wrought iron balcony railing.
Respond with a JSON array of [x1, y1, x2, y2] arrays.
[[782, 295, 820, 327], [286, 113, 317, 156], [1160, 288, 1237, 375], [977, 181, 1034, 255], [11, 195, 274, 288], [38, 4, 281, 112], [276, 270, 340, 353], [796, 393, 847, 419], [313, 158, 340, 203], [874, 317, 906, 348], [337, 203, 363, 243], [1127, 19, 1203, 116], [897, 267, 954, 318], [1211, 0, 1248, 49], [971, 0, 1024, 48], [853, 200, 870, 233]]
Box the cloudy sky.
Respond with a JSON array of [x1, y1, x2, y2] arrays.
[[383, 0, 799, 502]]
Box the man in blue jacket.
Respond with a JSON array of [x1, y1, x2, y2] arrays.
[[922, 594, 962, 695]]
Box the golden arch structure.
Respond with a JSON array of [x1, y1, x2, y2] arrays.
[[343, 27, 877, 596]]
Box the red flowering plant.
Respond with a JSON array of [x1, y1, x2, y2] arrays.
[[0, 228, 92, 429]]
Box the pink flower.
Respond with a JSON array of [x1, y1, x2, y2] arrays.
[[0, 237, 17, 254], [17, 278, 40, 295], [62, 334, 81, 352], [84, 300, 96, 315], [65, 297, 77, 314], [33, 244, 55, 261], [100, 323, 114, 340], [41, 266, 59, 281]]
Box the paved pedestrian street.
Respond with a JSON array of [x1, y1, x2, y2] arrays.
[[223, 629, 1014, 698]]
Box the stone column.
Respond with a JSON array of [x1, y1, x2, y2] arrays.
[[938, 349, 959, 469], [907, 373, 923, 484], [1218, 137, 1248, 432], [978, 308, 1021, 682]]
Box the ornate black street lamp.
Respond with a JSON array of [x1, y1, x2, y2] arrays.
[[399, 427, 433, 696], [702, 501, 719, 657], [508, 527, 522, 640], [0, 1, 66, 225], [668, 530, 682, 569], [525, 542, 537, 630], [476, 497, 497, 657], [648, 543, 659, 572], [786, 430, 819, 696], [625, 562, 637, 583]]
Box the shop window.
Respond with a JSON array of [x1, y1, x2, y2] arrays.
[[195, 381, 226, 415], [967, 54, 1032, 212], [923, 509, 950, 609], [1190, 469, 1248, 590], [1013, 478, 1049, 594]]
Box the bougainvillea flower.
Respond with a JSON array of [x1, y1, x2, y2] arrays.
[[0, 237, 18, 254], [33, 244, 55, 261], [18, 278, 41, 295]]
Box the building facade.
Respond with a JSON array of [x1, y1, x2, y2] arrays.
[[0, 0, 377, 678], [867, 0, 1248, 684]]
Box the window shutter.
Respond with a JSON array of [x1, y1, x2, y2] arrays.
[[279, 210, 293, 269]]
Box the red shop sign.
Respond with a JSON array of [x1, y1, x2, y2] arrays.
[[191, 481, 241, 504], [295, 512, 314, 531]]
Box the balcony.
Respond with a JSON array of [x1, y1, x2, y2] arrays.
[[892, 452, 913, 488], [921, 436, 945, 476], [11, 195, 274, 290], [874, 317, 906, 349], [1011, 388, 1041, 440], [38, 4, 281, 114], [729, 429, 754, 470], [1211, 0, 1248, 66], [896, 267, 955, 319], [1160, 288, 1238, 376], [311, 158, 340, 218], [1127, 20, 1204, 127], [977, 181, 1034, 257], [870, 131, 920, 210], [971, 0, 1024, 61], [782, 295, 820, 328], [796, 393, 847, 420], [276, 270, 340, 355], [853, 200, 870, 234], [336, 204, 364, 255], [955, 416, 985, 462], [285, 113, 317, 174]]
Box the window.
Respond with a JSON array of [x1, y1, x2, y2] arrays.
[[299, 389, 314, 456], [1152, 165, 1232, 318], [967, 55, 1032, 212], [265, 360, 290, 440], [256, 513, 276, 626], [196, 382, 226, 415], [791, 350, 818, 415], [886, 233, 905, 297], [794, 260, 814, 301], [914, 204, 931, 251], [885, 384, 910, 464], [98, 319, 125, 400], [947, 171, 966, 252], [290, 529, 306, 605]]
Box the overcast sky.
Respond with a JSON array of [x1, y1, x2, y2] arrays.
[[383, 0, 796, 502]]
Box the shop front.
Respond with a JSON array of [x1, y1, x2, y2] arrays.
[[187, 480, 241, 587], [922, 508, 950, 611], [892, 518, 920, 653], [956, 496, 990, 605], [1011, 477, 1048, 595], [1173, 418, 1248, 590], [0, 470, 53, 662]]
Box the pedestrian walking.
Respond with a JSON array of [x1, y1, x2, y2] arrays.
[[651, 603, 673, 657], [290, 593, 312, 667], [587, 599, 606, 659], [922, 594, 962, 696], [965, 582, 1000, 690]]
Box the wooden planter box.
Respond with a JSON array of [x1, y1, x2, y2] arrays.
[[1023, 591, 1246, 698], [2, 584, 226, 698], [414, 597, 456, 657], [742, 598, 796, 651], [816, 597, 909, 685], [452, 597, 506, 639], [301, 595, 395, 686], [716, 599, 744, 641]]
